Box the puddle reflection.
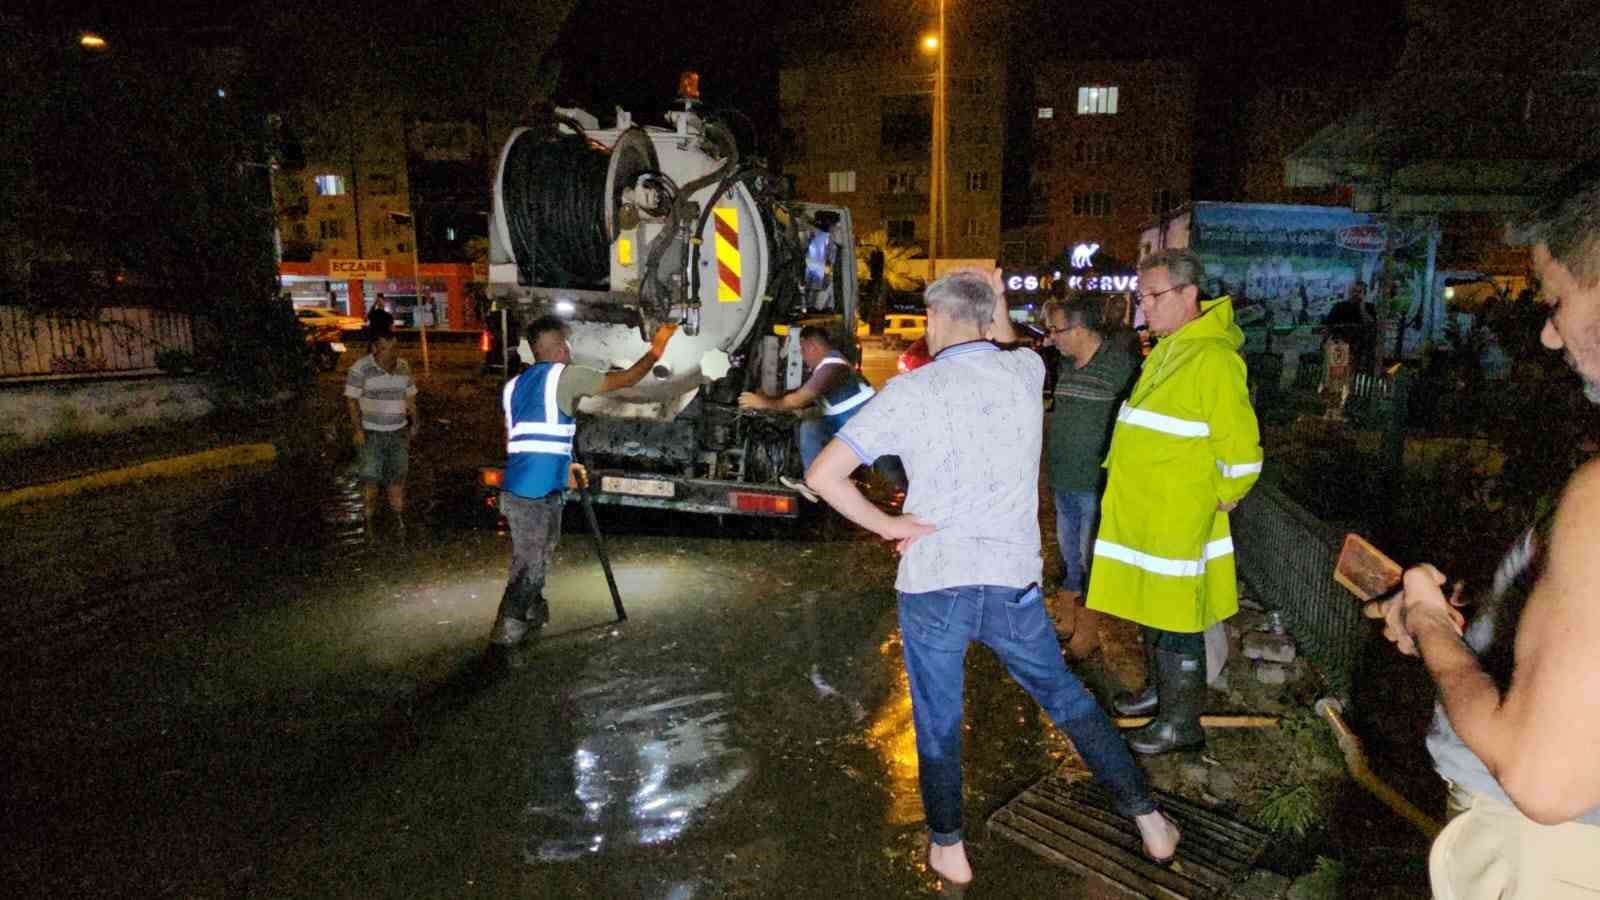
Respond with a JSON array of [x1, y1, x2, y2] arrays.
[[865, 634, 923, 827], [524, 674, 751, 863]]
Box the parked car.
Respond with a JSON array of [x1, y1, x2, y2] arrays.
[[294, 307, 360, 372], [897, 337, 932, 374], [772, 315, 869, 340], [881, 314, 927, 344], [293, 306, 364, 331], [897, 325, 1056, 400]]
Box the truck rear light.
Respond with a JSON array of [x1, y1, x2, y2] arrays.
[[479, 330, 491, 353], [729, 491, 795, 515]]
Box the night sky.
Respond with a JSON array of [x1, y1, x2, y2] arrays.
[[15, 0, 1409, 198]]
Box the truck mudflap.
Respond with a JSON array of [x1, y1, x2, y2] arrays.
[[476, 467, 801, 518], [576, 471, 801, 517]]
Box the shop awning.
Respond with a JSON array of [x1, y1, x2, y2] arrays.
[[1285, 0, 1600, 214]]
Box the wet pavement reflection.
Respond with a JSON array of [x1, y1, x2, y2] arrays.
[[523, 675, 750, 863], [2, 386, 1116, 898]]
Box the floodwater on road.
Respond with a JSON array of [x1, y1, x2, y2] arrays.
[[0, 403, 1116, 899]]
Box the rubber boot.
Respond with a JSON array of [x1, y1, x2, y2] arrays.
[[1127, 650, 1207, 756], [1113, 636, 1160, 716]]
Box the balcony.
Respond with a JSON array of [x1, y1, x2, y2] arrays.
[[878, 192, 930, 216]]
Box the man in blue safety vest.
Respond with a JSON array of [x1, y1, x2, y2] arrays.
[[488, 314, 678, 647], [737, 325, 904, 501]]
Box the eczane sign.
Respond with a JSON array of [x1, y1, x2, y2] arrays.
[[330, 259, 387, 279]]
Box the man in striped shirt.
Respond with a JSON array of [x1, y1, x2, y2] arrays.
[[345, 311, 419, 535]]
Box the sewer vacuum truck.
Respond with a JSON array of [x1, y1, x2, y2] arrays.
[[482, 79, 862, 518]]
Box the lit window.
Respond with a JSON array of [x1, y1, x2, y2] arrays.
[[446, 227, 457, 241], [314, 174, 347, 196], [966, 171, 989, 192], [828, 170, 857, 193], [1037, 107, 1054, 119], [1076, 85, 1119, 115]]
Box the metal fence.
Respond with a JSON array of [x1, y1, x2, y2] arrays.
[[1233, 479, 1366, 698], [0, 306, 194, 381]]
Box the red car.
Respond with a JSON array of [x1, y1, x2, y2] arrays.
[[896, 323, 1049, 374], [896, 337, 933, 374]]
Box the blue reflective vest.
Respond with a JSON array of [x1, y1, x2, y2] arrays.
[[813, 352, 875, 430], [503, 362, 577, 499]]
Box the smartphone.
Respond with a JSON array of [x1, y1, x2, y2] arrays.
[[1334, 533, 1403, 601]]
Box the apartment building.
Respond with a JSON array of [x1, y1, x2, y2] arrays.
[[1010, 60, 1198, 268], [778, 10, 1006, 263]]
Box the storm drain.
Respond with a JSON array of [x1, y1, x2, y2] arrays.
[[988, 772, 1270, 899]]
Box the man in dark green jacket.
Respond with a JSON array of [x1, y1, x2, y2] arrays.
[[1044, 294, 1138, 660]]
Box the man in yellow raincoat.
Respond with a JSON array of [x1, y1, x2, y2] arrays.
[[1087, 248, 1263, 755]]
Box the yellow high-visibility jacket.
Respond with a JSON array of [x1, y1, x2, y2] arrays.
[[1086, 297, 1263, 633]]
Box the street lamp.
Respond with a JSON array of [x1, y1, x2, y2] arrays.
[[79, 33, 108, 50], [923, 2, 947, 282], [386, 209, 431, 374]]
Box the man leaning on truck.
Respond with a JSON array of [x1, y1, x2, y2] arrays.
[[487, 314, 677, 648]]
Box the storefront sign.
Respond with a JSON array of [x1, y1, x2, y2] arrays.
[[1067, 273, 1138, 291], [1004, 270, 1139, 293], [330, 258, 386, 279]]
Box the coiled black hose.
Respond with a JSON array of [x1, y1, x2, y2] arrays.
[[501, 125, 610, 288]]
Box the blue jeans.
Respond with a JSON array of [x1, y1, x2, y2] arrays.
[[800, 417, 908, 490], [897, 584, 1155, 846], [1053, 490, 1099, 593]]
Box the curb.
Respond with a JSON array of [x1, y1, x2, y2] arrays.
[[0, 443, 279, 511]]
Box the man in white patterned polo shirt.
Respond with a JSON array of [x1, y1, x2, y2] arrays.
[[805, 270, 1179, 887], [345, 310, 419, 535]]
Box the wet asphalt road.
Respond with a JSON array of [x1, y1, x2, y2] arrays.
[[1, 362, 1128, 899]]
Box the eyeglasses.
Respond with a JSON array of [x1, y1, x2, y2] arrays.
[[1138, 284, 1187, 304]]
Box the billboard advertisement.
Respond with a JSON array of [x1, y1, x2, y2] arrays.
[[1186, 203, 1439, 356]]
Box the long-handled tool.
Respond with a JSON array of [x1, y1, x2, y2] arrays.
[[574, 468, 627, 622]]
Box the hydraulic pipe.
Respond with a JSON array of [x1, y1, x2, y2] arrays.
[[1316, 697, 1442, 839]]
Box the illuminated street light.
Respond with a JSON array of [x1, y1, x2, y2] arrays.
[[921, 34, 939, 52], [80, 33, 108, 50]]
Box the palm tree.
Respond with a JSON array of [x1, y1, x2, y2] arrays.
[[855, 229, 927, 292]]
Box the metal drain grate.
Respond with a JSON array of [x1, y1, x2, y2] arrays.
[[988, 772, 1270, 898]]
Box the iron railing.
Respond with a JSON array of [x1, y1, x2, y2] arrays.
[[1233, 479, 1366, 698], [0, 306, 194, 381]]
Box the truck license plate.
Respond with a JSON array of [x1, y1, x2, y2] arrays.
[[601, 476, 675, 498]]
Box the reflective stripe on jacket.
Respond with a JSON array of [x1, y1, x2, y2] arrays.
[[503, 362, 576, 499], [814, 354, 876, 429], [1086, 296, 1263, 632]]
